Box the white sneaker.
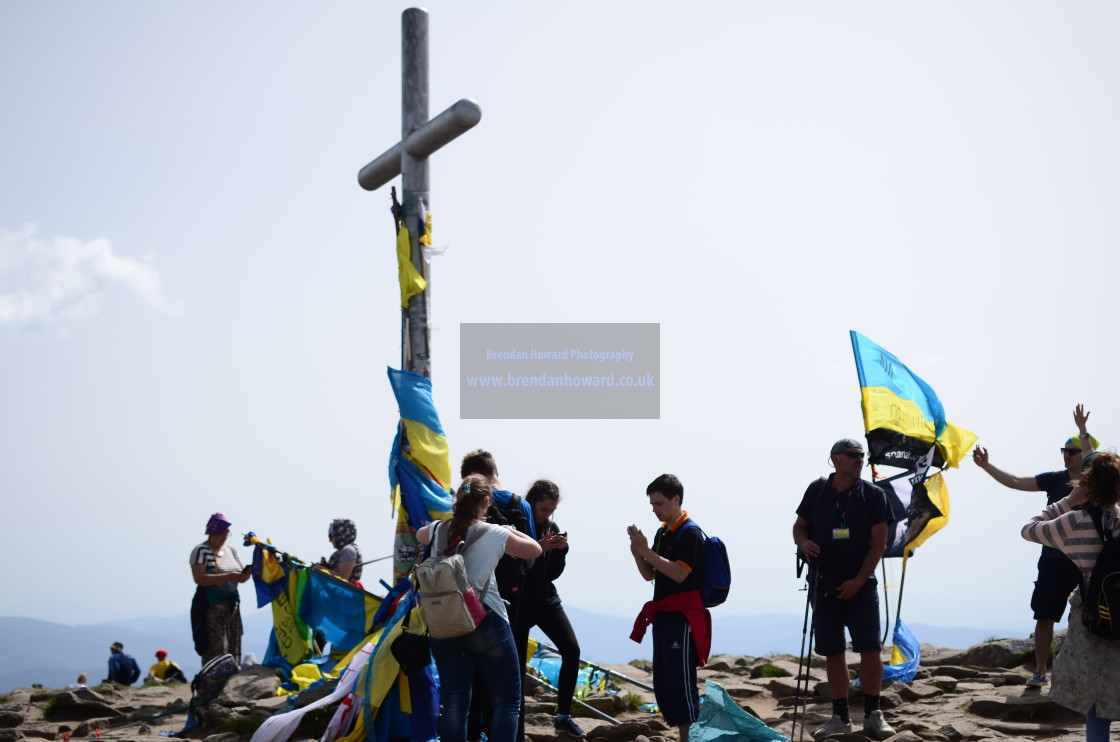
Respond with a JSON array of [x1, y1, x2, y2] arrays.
[[863, 710, 896, 740], [813, 714, 853, 738]]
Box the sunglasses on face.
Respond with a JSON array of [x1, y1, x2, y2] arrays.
[[841, 451, 865, 460], [1061, 448, 1082, 456]]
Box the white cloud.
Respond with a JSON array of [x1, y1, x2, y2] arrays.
[[0, 224, 164, 330]]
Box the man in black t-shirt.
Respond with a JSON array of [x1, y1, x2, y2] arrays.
[[793, 439, 894, 740], [971, 404, 1096, 688], [628, 473, 706, 742]]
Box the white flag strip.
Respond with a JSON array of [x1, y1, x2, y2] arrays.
[[249, 641, 376, 742]]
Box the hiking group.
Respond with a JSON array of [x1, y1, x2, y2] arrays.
[[415, 453, 728, 742], [183, 411, 1119, 742], [789, 411, 1119, 741]]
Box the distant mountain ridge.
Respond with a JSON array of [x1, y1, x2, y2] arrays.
[[0, 610, 1028, 694]]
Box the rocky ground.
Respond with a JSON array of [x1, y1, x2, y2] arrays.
[[0, 635, 1093, 742]]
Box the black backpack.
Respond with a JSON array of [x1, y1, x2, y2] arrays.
[[488, 494, 533, 602], [1080, 504, 1120, 640]]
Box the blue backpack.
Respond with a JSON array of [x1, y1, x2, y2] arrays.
[[675, 521, 731, 608]]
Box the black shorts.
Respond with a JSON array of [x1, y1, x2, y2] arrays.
[[1031, 553, 1082, 622], [811, 576, 882, 657]]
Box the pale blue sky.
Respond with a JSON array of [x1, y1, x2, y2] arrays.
[[3, 1, 1120, 644]]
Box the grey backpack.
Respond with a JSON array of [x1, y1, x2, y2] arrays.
[[414, 522, 490, 638]]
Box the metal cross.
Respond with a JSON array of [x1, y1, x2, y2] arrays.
[[357, 7, 481, 379]]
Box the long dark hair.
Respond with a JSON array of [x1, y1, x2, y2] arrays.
[[526, 479, 560, 526], [447, 474, 492, 544]]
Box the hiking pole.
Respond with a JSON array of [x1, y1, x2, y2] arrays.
[[534, 641, 654, 693], [792, 557, 816, 742], [529, 676, 620, 725]]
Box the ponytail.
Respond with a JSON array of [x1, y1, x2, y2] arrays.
[[448, 474, 492, 544]]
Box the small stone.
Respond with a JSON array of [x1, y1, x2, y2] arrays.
[[928, 675, 959, 691], [954, 682, 996, 693], [724, 684, 766, 699], [202, 734, 242, 742], [898, 681, 943, 701], [940, 720, 979, 740]]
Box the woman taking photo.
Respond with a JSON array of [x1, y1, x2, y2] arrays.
[[1021, 450, 1120, 741], [514, 479, 586, 738], [417, 475, 542, 742]]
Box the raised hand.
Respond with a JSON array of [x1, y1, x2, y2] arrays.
[[1074, 403, 1090, 434], [972, 446, 989, 467]]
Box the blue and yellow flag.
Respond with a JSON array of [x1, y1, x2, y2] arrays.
[[850, 331, 977, 469], [298, 569, 382, 657], [387, 367, 453, 580]]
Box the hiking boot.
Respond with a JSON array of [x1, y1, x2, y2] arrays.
[[863, 710, 896, 740], [812, 715, 853, 738], [554, 715, 586, 738], [1026, 673, 1049, 687]]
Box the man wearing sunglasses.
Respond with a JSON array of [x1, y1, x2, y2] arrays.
[[971, 404, 1096, 689], [792, 439, 894, 739]]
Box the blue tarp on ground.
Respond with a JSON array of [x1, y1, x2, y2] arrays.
[[690, 679, 790, 741]]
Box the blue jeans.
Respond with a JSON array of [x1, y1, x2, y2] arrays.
[[1087, 704, 1114, 742], [430, 611, 521, 742]]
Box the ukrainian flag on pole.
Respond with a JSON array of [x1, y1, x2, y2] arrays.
[[850, 331, 977, 470], [387, 367, 453, 580]]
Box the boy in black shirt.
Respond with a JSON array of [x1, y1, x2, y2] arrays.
[[628, 474, 707, 742]]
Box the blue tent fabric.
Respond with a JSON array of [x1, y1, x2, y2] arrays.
[[690, 679, 791, 741]]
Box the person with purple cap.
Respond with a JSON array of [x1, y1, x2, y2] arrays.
[[792, 438, 895, 739], [972, 404, 1096, 688], [189, 513, 251, 663]]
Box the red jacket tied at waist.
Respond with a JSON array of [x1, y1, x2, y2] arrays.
[[630, 590, 711, 667]]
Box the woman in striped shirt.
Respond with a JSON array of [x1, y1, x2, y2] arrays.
[[1022, 450, 1120, 742]]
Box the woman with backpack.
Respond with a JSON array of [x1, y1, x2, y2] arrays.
[[513, 479, 586, 739], [1021, 450, 1120, 742], [417, 475, 542, 742]]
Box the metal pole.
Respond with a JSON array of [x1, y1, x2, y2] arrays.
[[530, 677, 621, 725], [402, 8, 431, 377], [792, 566, 817, 742]]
